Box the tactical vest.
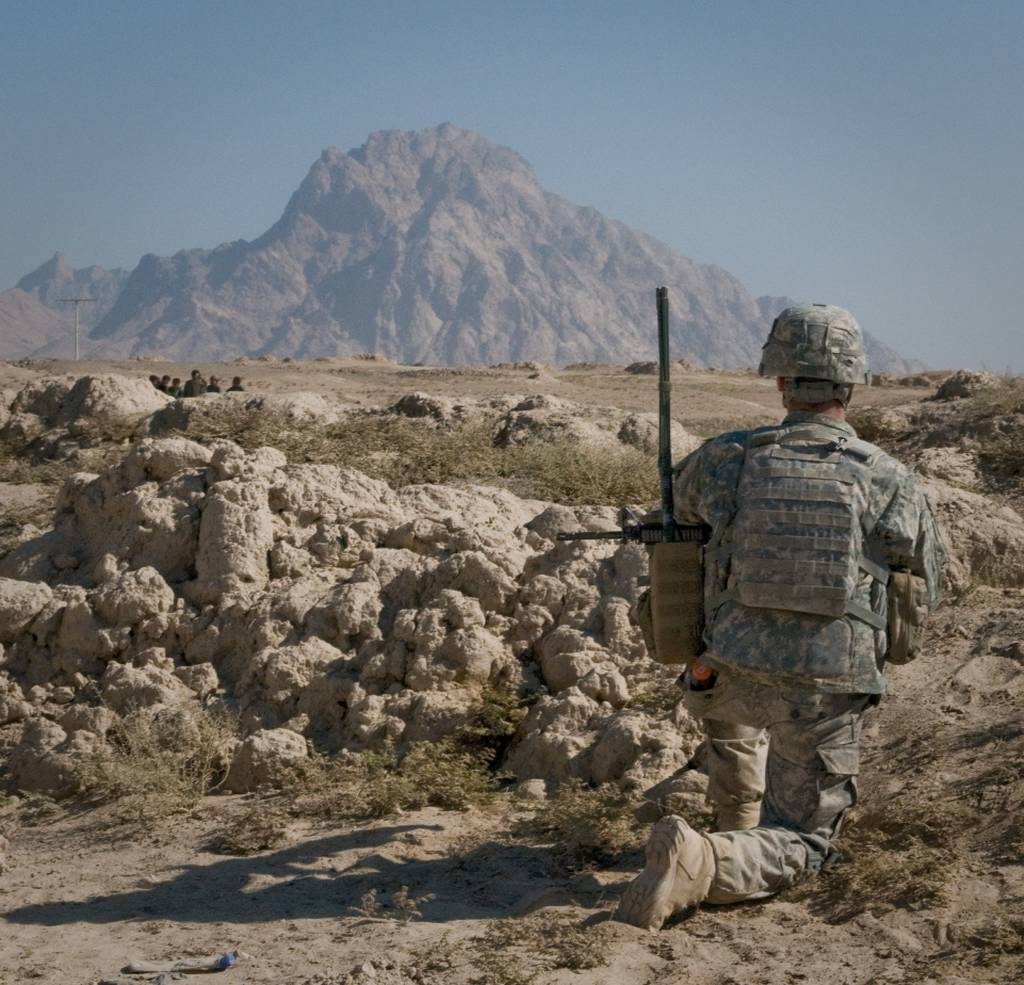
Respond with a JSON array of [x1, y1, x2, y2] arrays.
[[721, 426, 889, 630]]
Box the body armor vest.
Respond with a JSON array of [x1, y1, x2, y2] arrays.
[[724, 427, 888, 629]]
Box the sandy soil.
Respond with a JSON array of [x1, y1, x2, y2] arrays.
[[0, 360, 1020, 985], [0, 357, 929, 439]]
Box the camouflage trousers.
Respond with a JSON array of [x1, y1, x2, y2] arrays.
[[683, 667, 871, 903]]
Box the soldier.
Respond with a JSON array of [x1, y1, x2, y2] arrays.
[[616, 303, 945, 930], [182, 369, 207, 397]]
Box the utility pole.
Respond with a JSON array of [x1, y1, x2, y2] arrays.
[[57, 297, 94, 361]]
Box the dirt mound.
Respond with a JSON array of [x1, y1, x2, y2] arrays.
[[0, 438, 698, 797], [933, 368, 1001, 400]]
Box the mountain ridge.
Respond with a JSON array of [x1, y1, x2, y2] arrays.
[[2, 124, 920, 372]]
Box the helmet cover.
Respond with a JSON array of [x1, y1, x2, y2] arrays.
[[758, 303, 870, 385]]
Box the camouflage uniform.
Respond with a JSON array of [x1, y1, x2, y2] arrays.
[[670, 410, 945, 899]]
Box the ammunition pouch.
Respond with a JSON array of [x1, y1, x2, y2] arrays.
[[886, 570, 929, 665], [647, 540, 706, 666]]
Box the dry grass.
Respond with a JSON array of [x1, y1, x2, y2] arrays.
[[514, 778, 645, 865], [175, 405, 658, 506], [210, 794, 292, 855], [470, 914, 611, 982], [788, 798, 967, 920], [0, 445, 76, 486], [627, 670, 684, 716], [74, 706, 237, 823], [286, 738, 502, 823], [969, 379, 1024, 418]]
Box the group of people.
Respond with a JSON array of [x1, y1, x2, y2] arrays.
[[149, 369, 245, 397]]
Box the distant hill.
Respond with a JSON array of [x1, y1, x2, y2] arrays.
[[2, 124, 920, 372]]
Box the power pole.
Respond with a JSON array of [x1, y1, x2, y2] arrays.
[[57, 297, 94, 361]]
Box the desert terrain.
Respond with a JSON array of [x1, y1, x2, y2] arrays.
[[0, 356, 1021, 985]]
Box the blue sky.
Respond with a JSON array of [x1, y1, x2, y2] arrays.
[[2, 0, 1021, 370]]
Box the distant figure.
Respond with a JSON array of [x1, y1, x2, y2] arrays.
[[227, 376, 245, 392], [158, 374, 172, 393], [148, 374, 161, 390], [170, 377, 183, 397], [182, 368, 207, 397], [206, 376, 222, 394]]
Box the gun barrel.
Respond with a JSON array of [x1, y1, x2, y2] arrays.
[[656, 286, 676, 540], [556, 523, 709, 544], [555, 530, 633, 542]]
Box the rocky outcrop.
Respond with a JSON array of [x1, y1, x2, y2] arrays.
[[0, 436, 698, 796], [933, 369, 1000, 401]]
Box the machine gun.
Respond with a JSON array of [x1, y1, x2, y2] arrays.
[[557, 287, 708, 665]]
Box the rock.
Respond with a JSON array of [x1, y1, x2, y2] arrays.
[[174, 663, 220, 699], [0, 694, 31, 725], [389, 392, 461, 424], [934, 369, 1000, 400], [920, 478, 1024, 588], [54, 374, 171, 427], [616, 413, 703, 457], [59, 704, 116, 737], [634, 768, 710, 824], [9, 376, 75, 420], [624, 361, 658, 374], [101, 663, 196, 715], [190, 477, 274, 603], [91, 567, 175, 625], [914, 447, 979, 489], [243, 391, 348, 423], [0, 579, 53, 642], [208, 443, 287, 483], [122, 437, 212, 484], [7, 718, 80, 797], [224, 728, 308, 792]]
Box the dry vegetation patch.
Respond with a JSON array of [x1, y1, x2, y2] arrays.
[[513, 779, 645, 865], [287, 740, 501, 823], [74, 706, 237, 823], [175, 405, 659, 506], [787, 798, 968, 921]]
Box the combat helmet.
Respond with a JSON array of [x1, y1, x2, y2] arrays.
[[759, 302, 870, 405]]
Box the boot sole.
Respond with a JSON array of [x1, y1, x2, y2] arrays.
[[614, 817, 681, 930]]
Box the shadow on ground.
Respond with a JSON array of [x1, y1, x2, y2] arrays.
[[2, 822, 613, 927]]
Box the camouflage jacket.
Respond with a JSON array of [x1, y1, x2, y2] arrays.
[[672, 411, 945, 693]]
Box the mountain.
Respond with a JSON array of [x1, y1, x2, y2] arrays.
[[0, 289, 68, 360], [0, 254, 128, 360], [15, 253, 128, 329], [2, 124, 920, 371]]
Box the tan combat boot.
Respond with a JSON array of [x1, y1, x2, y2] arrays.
[[715, 801, 761, 831], [615, 815, 715, 930]]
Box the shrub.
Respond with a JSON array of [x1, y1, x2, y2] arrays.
[[514, 778, 644, 864], [287, 738, 501, 822], [74, 706, 236, 823], [210, 794, 291, 855]]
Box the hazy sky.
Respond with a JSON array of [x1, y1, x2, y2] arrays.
[[2, 0, 1021, 370]]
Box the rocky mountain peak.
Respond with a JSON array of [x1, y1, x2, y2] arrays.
[[2, 125, 921, 371]]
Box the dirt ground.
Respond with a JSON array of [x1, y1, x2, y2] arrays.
[[1, 360, 1021, 985], [0, 356, 930, 438]]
